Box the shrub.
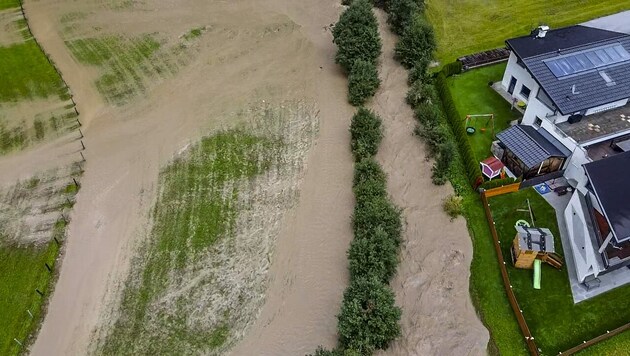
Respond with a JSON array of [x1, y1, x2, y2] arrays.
[[406, 80, 437, 108], [394, 15, 436, 69], [348, 60, 381, 106], [337, 277, 401, 354], [353, 195, 402, 245], [348, 227, 399, 283], [443, 194, 463, 220], [440, 61, 463, 77], [431, 140, 454, 185], [353, 158, 387, 188], [350, 107, 383, 160], [333, 0, 381, 72], [407, 57, 430, 84], [414, 102, 440, 127], [387, 0, 423, 36], [354, 176, 387, 203], [415, 124, 446, 157]]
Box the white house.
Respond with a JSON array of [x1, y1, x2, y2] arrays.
[[495, 24, 630, 284]]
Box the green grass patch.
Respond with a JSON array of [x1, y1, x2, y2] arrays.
[[447, 63, 519, 161], [0, 40, 66, 102], [101, 130, 281, 355], [0, 238, 60, 356], [426, 0, 630, 63], [488, 189, 630, 354], [0, 0, 18, 11], [183, 27, 204, 41]]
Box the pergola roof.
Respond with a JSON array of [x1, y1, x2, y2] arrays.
[[497, 125, 570, 169]]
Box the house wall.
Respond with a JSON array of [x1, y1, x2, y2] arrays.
[[564, 192, 605, 283], [501, 52, 541, 105]]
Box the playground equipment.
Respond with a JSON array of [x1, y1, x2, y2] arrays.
[[480, 156, 505, 180], [533, 259, 542, 289], [511, 225, 563, 270], [465, 114, 495, 136], [515, 219, 530, 228]]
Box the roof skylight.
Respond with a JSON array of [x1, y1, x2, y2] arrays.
[[545, 44, 630, 78]]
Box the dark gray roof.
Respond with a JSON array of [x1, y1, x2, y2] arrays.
[[507, 25, 626, 59], [497, 125, 570, 169], [507, 26, 630, 115], [584, 151, 630, 242]]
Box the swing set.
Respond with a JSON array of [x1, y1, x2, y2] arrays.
[[464, 114, 495, 136]]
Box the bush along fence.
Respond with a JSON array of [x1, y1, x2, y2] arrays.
[[333, 0, 382, 107], [311, 109, 402, 355]]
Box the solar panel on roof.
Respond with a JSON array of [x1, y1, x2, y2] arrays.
[[545, 44, 630, 78]]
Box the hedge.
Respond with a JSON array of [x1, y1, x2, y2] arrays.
[[332, 0, 381, 73], [479, 176, 521, 190], [435, 72, 483, 188], [348, 61, 381, 106], [440, 60, 463, 77], [350, 107, 383, 160], [337, 277, 401, 354]]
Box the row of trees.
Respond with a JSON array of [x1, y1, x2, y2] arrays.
[[333, 0, 382, 106]]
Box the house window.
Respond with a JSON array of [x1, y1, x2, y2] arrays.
[[520, 85, 531, 99], [534, 117, 543, 127]]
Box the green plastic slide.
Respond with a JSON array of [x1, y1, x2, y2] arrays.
[[533, 259, 542, 290]]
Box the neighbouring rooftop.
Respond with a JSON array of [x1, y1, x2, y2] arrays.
[[506, 25, 630, 115], [584, 151, 630, 243], [557, 103, 630, 143]]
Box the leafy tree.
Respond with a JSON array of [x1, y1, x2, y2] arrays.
[[337, 277, 401, 353], [333, 0, 382, 72], [350, 107, 383, 160], [348, 60, 381, 106], [387, 0, 423, 35], [394, 15, 436, 69], [348, 227, 399, 282]]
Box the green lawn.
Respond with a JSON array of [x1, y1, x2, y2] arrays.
[[447, 63, 519, 161], [489, 189, 630, 354], [101, 130, 281, 355], [0, 0, 19, 11], [425, 0, 630, 63], [0, 240, 60, 355], [0, 40, 67, 102]]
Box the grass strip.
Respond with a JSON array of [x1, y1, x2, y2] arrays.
[[101, 130, 280, 355], [0, 40, 66, 102]]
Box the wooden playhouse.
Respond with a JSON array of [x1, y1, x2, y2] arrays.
[[511, 225, 563, 269]]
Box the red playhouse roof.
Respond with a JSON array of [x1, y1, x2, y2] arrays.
[[481, 156, 504, 174]]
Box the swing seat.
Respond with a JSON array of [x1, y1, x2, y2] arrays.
[[466, 127, 476, 134]]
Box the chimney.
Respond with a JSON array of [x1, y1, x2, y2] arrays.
[[533, 25, 550, 39]]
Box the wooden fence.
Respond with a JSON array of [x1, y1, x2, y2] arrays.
[[559, 322, 630, 355], [483, 182, 521, 197], [480, 190, 540, 356]]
